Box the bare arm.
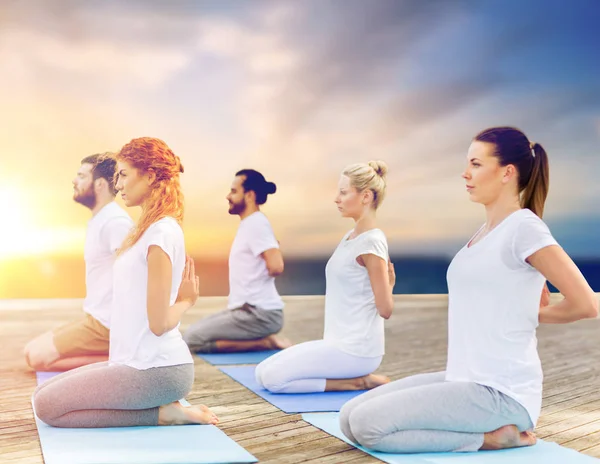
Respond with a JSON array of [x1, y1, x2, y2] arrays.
[[360, 254, 395, 319], [261, 247, 284, 276], [147, 249, 199, 336], [529, 246, 599, 323]]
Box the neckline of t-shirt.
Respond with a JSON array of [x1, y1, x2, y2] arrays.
[[344, 227, 381, 243], [90, 201, 118, 223], [466, 209, 528, 250], [240, 211, 263, 223]]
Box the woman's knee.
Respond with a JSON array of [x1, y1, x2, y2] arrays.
[[256, 365, 287, 393], [346, 403, 385, 449], [33, 389, 57, 425], [339, 401, 357, 442]]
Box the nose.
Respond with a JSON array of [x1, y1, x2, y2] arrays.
[[462, 169, 470, 180]]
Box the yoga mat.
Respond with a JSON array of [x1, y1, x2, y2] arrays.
[[302, 412, 600, 464], [32, 373, 257, 464], [197, 349, 280, 365], [33, 415, 257, 464], [219, 365, 365, 413]]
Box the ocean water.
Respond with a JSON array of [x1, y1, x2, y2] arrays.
[[1, 256, 598, 299], [195, 256, 600, 296]]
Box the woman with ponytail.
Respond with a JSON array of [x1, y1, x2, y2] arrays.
[[255, 161, 394, 393], [33, 137, 219, 428], [339, 127, 598, 454]]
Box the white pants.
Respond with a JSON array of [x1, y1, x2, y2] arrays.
[[255, 339, 382, 393]]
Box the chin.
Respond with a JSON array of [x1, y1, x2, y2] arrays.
[[467, 194, 484, 204]]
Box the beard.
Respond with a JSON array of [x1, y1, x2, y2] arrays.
[[73, 185, 96, 209], [228, 198, 246, 215]]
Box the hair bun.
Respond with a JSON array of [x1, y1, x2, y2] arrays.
[[266, 181, 277, 195], [368, 160, 388, 178]]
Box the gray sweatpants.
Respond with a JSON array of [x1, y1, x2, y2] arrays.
[[33, 361, 193, 428], [183, 304, 283, 353], [339, 371, 533, 453]]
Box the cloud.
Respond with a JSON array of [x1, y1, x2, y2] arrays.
[[0, 0, 598, 260], [0, 30, 191, 90]]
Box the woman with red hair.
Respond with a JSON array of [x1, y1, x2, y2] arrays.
[[33, 137, 218, 428]]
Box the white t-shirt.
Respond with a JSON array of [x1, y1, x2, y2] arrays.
[[323, 228, 389, 358], [445, 209, 559, 425], [109, 217, 193, 370], [228, 211, 284, 310], [83, 202, 133, 328]]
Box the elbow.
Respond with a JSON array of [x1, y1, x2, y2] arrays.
[[378, 303, 393, 320], [585, 297, 599, 319], [268, 264, 284, 277], [149, 322, 166, 337]]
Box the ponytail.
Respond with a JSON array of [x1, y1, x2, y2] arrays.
[[520, 143, 549, 218]]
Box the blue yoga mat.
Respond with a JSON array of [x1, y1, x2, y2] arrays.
[[219, 365, 365, 413], [302, 412, 600, 464], [197, 349, 280, 365], [33, 373, 256, 463]]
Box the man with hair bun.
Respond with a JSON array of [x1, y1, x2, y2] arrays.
[[183, 169, 291, 353]]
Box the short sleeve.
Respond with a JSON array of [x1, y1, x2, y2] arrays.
[[248, 215, 279, 257], [145, 221, 179, 264], [355, 233, 389, 262], [512, 215, 559, 266], [104, 216, 133, 253]]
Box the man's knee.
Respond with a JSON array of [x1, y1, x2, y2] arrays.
[[182, 328, 213, 353], [24, 333, 60, 370]]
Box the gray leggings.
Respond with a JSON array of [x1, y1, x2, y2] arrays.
[[339, 371, 533, 453], [183, 304, 283, 353], [33, 361, 193, 428]]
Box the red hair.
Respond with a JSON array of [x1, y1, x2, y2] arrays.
[[116, 137, 184, 253]]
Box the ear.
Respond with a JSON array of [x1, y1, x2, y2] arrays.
[[361, 189, 374, 205], [93, 177, 106, 194], [146, 170, 157, 186], [244, 189, 256, 204], [502, 164, 517, 184]]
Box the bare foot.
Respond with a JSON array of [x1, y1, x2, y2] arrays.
[[481, 425, 537, 450], [265, 334, 292, 350], [158, 402, 219, 426], [361, 374, 390, 390]]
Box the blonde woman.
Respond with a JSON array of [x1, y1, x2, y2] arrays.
[[255, 161, 394, 393]]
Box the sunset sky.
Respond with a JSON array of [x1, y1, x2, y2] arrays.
[[0, 0, 598, 274]]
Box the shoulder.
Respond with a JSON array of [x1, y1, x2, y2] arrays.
[[104, 212, 133, 228], [251, 212, 271, 225], [511, 209, 551, 233], [246, 212, 273, 231], [146, 217, 183, 238], [98, 206, 132, 236], [362, 228, 388, 246]]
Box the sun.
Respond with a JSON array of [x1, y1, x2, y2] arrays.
[[0, 185, 35, 258]]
